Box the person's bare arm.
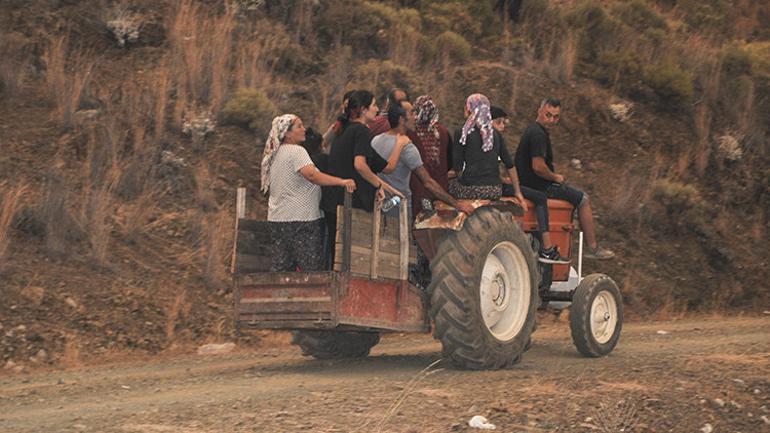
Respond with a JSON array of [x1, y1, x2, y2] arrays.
[[414, 166, 474, 215], [532, 157, 564, 183], [381, 134, 409, 174], [299, 165, 356, 192], [353, 156, 404, 197]]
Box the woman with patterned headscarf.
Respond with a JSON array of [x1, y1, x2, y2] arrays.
[[410, 95, 453, 214], [261, 114, 356, 272], [450, 93, 527, 209]]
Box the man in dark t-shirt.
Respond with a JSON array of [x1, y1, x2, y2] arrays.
[[514, 98, 615, 260]]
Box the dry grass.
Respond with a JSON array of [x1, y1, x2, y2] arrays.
[[61, 333, 82, 368], [43, 33, 95, 128], [0, 182, 28, 267], [82, 184, 116, 267], [202, 209, 230, 288], [41, 170, 70, 258], [165, 286, 189, 341], [168, 0, 237, 125]]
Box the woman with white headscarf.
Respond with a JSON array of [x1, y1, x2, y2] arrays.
[[261, 114, 356, 272], [450, 93, 526, 208]]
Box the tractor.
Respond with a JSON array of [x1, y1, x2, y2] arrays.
[[231, 188, 622, 370]]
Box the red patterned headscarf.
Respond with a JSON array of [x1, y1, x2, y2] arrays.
[[459, 93, 494, 152], [414, 95, 441, 167]]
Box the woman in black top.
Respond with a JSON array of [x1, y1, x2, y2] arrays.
[[450, 93, 526, 208], [321, 90, 403, 268]]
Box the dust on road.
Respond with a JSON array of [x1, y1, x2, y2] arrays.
[[1, 316, 768, 433]]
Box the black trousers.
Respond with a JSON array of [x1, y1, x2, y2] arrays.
[[268, 219, 325, 272]]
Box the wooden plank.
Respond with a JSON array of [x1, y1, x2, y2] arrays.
[[239, 271, 336, 288], [236, 188, 246, 218], [235, 230, 271, 255], [342, 192, 352, 272], [238, 300, 332, 314], [235, 253, 271, 273], [239, 312, 332, 321], [399, 198, 409, 281], [370, 199, 382, 278], [335, 245, 414, 280], [237, 218, 269, 232]]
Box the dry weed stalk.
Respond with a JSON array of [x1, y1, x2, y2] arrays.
[[41, 170, 70, 258], [203, 209, 230, 288], [83, 183, 116, 267], [0, 182, 28, 266], [353, 359, 443, 433], [61, 333, 82, 367], [43, 34, 94, 127], [165, 286, 189, 341], [169, 0, 237, 124]]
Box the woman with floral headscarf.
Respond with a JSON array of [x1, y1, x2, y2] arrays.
[[450, 93, 527, 209], [261, 114, 356, 272], [409, 94, 453, 214]]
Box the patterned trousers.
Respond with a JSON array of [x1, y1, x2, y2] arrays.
[[268, 218, 325, 272], [448, 179, 502, 200]]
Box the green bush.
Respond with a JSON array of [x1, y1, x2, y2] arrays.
[[436, 30, 471, 63], [678, 0, 727, 35], [613, 0, 668, 33], [722, 44, 753, 76], [651, 180, 702, 211], [220, 88, 276, 130], [568, 4, 620, 64], [349, 60, 420, 103], [643, 62, 694, 107], [650, 179, 708, 234]]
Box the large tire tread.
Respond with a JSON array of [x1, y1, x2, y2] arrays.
[[291, 330, 380, 360], [427, 207, 539, 370]]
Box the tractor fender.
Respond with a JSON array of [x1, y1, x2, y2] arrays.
[[412, 199, 524, 261]]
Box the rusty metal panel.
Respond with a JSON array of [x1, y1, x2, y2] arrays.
[[236, 272, 339, 328], [337, 277, 430, 332]]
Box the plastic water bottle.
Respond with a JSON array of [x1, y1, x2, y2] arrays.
[[381, 195, 401, 213]]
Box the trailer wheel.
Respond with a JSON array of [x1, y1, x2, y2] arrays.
[[291, 330, 380, 360], [428, 207, 538, 370], [569, 274, 623, 357]]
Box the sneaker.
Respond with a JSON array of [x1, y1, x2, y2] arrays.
[[584, 246, 615, 260], [538, 246, 570, 264]]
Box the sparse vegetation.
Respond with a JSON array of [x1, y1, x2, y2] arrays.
[[220, 88, 276, 130], [0, 0, 768, 368]]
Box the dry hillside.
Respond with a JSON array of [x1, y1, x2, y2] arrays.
[[1, 0, 768, 368]]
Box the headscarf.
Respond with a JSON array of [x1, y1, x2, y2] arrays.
[[459, 93, 494, 152], [260, 114, 298, 194], [414, 95, 441, 167], [415, 95, 440, 138]]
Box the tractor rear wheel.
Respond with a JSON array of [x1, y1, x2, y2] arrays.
[[428, 207, 539, 370], [291, 330, 380, 360], [569, 273, 623, 357]]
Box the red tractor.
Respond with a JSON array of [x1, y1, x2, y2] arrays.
[[232, 189, 622, 369]]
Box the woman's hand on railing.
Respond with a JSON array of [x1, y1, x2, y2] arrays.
[[340, 179, 356, 193]]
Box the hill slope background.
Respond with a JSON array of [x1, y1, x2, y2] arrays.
[[1, 0, 768, 367]]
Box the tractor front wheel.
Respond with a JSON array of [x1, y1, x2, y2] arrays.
[[569, 273, 623, 357]]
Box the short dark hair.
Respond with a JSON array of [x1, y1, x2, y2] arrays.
[[303, 127, 323, 155], [490, 106, 508, 120], [540, 98, 561, 108], [387, 100, 408, 129], [385, 88, 408, 108]]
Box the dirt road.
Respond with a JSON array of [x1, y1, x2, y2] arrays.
[[1, 316, 768, 433]]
